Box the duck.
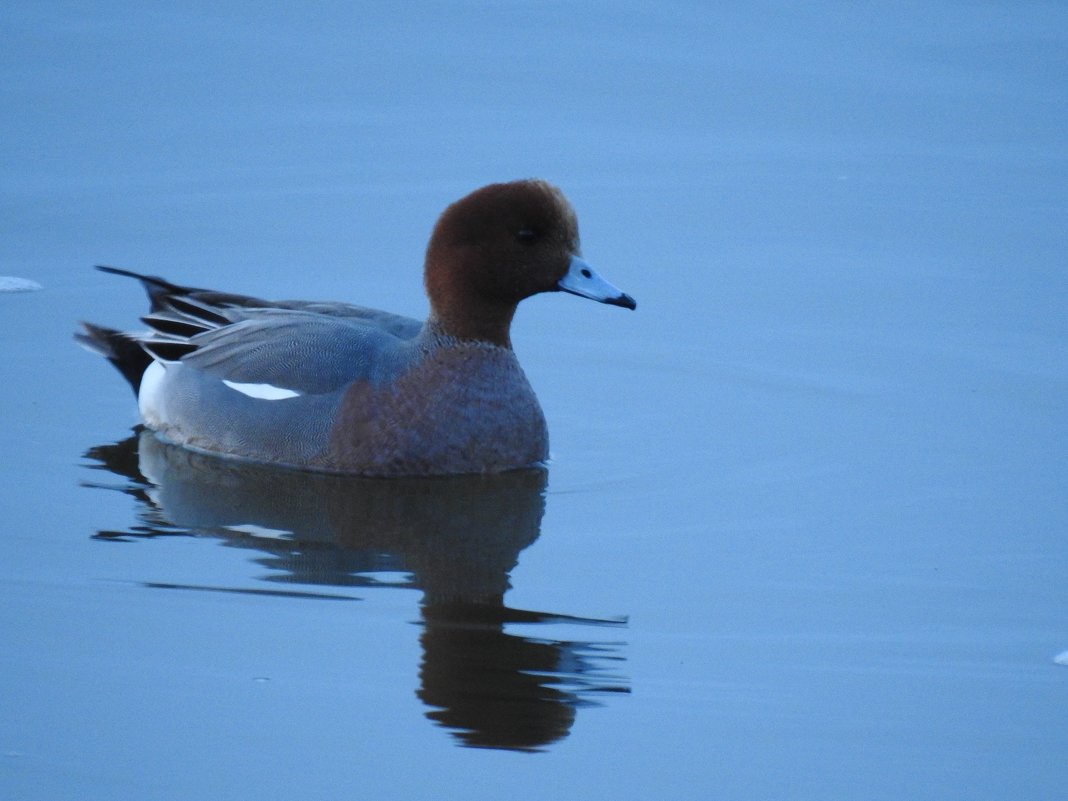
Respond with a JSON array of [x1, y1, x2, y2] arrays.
[[78, 179, 636, 476]]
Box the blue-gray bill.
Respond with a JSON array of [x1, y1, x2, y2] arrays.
[[557, 255, 637, 310]]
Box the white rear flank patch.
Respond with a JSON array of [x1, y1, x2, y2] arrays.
[[222, 380, 302, 400], [138, 360, 167, 420]]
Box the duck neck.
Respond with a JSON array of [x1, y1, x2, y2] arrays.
[[426, 300, 516, 349], [429, 290, 521, 350]]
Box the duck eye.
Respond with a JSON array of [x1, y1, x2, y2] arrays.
[[516, 227, 538, 243]]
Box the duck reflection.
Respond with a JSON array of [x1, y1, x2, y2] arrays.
[[83, 430, 628, 751]]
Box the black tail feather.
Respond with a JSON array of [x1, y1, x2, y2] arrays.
[[76, 322, 152, 396], [94, 264, 271, 311], [94, 265, 203, 313], [140, 313, 212, 339], [141, 339, 197, 363]]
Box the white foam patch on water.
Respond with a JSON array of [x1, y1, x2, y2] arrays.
[[0, 276, 43, 292]]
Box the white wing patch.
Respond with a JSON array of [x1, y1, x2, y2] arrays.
[[222, 380, 302, 400]]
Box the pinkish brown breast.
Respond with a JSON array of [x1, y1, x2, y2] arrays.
[[316, 342, 548, 476]]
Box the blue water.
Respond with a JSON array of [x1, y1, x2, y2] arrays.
[[3, 4, 1066, 799]]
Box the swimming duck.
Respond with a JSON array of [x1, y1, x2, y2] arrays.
[[78, 179, 635, 476]]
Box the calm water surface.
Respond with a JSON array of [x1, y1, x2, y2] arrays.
[[2, 4, 1066, 800]]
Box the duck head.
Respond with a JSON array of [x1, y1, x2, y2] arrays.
[[424, 179, 635, 347]]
